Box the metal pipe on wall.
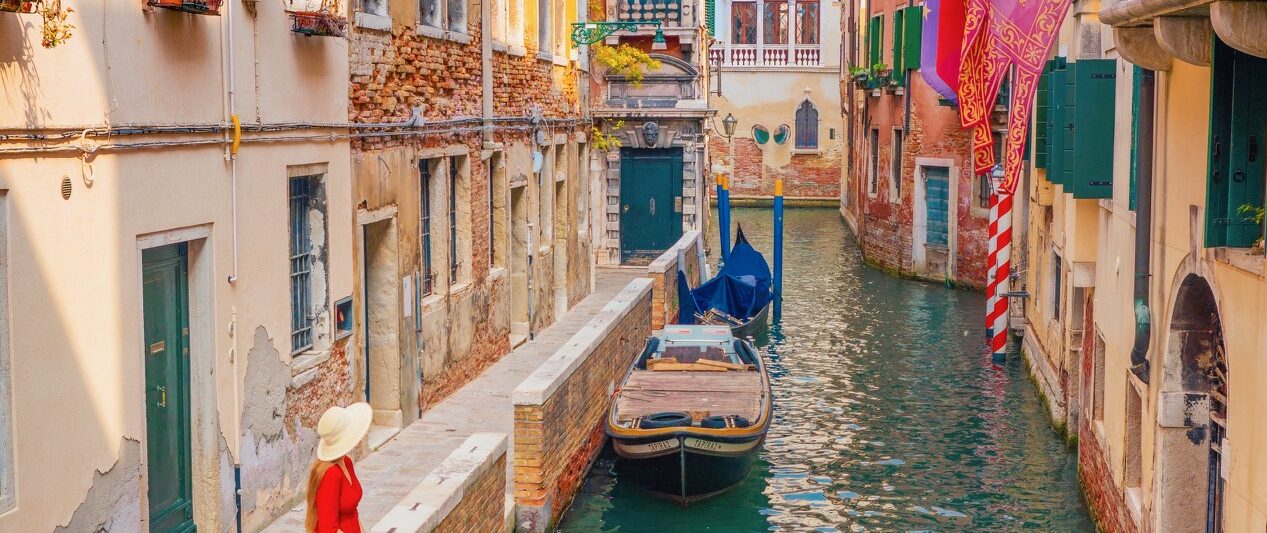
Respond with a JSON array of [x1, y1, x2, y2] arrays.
[[1130, 69, 1156, 383]]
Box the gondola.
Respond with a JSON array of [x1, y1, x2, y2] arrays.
[[605, 325, 772, 505], [677, 226, 773, 339]]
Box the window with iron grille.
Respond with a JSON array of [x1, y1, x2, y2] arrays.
[[868, 129, 879, 194], [978, 174, 991, 208], [449, 157, 460, 284], [891, 129, 903, 201], [489, 159, 496, 265], [796, 99, 819, 149], [421, 160, 435, 295], [289, 176, 315, 353]]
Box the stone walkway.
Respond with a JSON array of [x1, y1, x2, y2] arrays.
[[263, 268, 644, 531]]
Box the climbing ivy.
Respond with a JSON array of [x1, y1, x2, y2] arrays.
[[592, 120, 625, 152], [592, 43, 662, 88]]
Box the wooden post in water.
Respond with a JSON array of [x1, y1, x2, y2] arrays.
[[773, 178, 784, 319]]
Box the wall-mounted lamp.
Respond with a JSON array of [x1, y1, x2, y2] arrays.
[[722, 113, 738, 138], [570, 21, 667, 49]]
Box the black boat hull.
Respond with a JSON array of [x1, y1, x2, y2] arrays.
[[729, 302, 770, 341], [611, 433, 764, 505]]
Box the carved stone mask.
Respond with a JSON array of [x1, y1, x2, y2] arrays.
[[642, 122, 660, 147]]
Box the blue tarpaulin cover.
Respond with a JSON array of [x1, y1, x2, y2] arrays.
[[679, 226, 772, 322], [676, 270, 698, 325]]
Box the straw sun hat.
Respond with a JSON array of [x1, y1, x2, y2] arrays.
[[316, 402, 373, 462]]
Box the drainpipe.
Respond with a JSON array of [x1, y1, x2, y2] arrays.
[[223, 0, 240, 284], [481, 0, 494, 146], [1129, 69, 1155, 383]]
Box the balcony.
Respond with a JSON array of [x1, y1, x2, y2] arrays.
[[615, 0, 694, 28], [710, 43, 821, 68]]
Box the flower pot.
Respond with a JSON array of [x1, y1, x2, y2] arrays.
[[149, 0, 223, 15], [0, 0, 37, 13], [288, 10, 347, 37], [875, 68, 893, 78]]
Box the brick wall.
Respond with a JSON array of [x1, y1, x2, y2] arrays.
[[647, 231, 703, 329], [511, 279, 653, 532], [845, 60, 989, 289], [370, 433, 508, 533], [708, 137, 844, 199]]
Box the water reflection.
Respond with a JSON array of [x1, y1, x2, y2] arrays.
[[559, 208, 1092, 532]]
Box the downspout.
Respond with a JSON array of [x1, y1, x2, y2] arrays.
[[1129, 69, 1155, 383], [482, 0, 494, 146], [221, 2, 245, 530]]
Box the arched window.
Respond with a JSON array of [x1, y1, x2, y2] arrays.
[[795, 99, 819, 149]]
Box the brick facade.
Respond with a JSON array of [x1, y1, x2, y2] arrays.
[[709, 135, 844, 199], [434, 454, 508, 533], [512, 280, 653, 532], [647, 231, 703, 330]]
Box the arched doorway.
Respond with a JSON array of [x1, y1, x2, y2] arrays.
[[1156, 274, 1227, 532]]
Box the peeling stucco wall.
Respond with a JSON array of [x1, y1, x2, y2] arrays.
[[55, 438, 142, 533], [238, 326, 320, 531]]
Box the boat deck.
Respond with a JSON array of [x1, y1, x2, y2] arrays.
[[615, 371, 765, 422]]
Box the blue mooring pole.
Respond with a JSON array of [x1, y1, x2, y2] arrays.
[[773, 178, 784, 319], [718, 174, 732, 263]]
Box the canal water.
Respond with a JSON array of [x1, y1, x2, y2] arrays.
[[557, 207, 1094, 532]]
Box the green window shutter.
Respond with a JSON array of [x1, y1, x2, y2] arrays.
[[1034, 63, 1050, 169], [1060, 60, 1077, 187], [1046, 58, 1068, 186], [892, 9, 904, 82], [1129, 67, 1141, 211], [1210, 38, 1267, 247], [1071, 59, 1116, 199], [706, 0, 715, 35], [868, 16, 880, 67], [903, 6, 923, 69]]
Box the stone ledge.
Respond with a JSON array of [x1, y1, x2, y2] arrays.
[[512, 278, 653, 405], [369, 432, 508, 533], [647, 230, 700, 274]]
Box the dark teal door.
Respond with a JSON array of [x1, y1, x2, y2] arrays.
[[142, 244, 196, 533], [925, 167, 949, 247], [619, 148, 683, 261]]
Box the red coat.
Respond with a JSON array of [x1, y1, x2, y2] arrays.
[[313, 456, 363, 533]]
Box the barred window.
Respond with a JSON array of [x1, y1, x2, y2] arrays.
[[289, 176, 316, 353], [421, 160, 435, 295], [795, 99, 819, 149], [449, 157, 460, 284]]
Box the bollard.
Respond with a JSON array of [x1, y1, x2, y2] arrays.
[[718, 174, 732, 263], [773, 178, 784, 319]]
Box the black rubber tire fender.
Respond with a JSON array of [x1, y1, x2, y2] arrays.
[[638, 411, 693, 429]]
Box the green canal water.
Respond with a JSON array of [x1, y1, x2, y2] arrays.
[[557, 207, 1094, 532]]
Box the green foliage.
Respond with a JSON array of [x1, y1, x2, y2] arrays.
[[848, 65, 870, 78], [592, 120, 625, 152], [593, 43, 662, 87], [1238, 203, 1265, 253]]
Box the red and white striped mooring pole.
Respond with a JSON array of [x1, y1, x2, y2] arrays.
[[986, 169, 1012, 361]]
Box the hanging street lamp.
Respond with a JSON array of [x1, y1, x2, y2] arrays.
[[570, 21, 667, 50], [721, 112, 738, 138]]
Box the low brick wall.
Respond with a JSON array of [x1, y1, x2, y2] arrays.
[[369, 433, 507, 533], [647, 230, 704, 330], [511, 279, 654, 532]]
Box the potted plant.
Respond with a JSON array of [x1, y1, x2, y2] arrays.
[[287, 0, 347, 37], [149, 0, 224, 15], [871, 62, 892, 79], [0, 0, 36, 13], [848, 65, 870, 83]]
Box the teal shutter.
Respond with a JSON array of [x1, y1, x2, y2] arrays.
[[892, 10, 905, 82], [1071, 59, 1116, 199], [1034, 64, 1050, 169], [868, 16, 883, 68], [1060, 61, 1077, 187], [902, 6, 922, 69], [1129, 67, 1141, 211], [1206, 38, 1267, 248], [1046, 58, 1069, 186], [706, 0, 715, 35]]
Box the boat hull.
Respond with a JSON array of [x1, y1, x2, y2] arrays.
[[729, 302, 770, 341], [611, 433, 765, 505]]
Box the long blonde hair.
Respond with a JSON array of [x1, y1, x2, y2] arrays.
[[305, 459, 338, 532]]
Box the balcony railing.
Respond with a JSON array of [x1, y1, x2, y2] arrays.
[[615, 0, 691, 27], [710, 43, 821, 67]]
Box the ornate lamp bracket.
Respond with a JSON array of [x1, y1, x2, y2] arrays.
[[570, 21, 664, 46]]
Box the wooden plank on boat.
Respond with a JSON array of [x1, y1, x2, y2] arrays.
[[615, 372, 764, 421]]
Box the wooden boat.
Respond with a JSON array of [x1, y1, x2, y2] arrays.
[[678, 226, 772, 339], [606, 325, 772, 505]]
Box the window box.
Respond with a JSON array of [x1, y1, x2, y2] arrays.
[[0, 0, 36, 13], [148, 0, 223, 15], [288, 10, 348, 37]]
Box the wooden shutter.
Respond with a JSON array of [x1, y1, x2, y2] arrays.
[[1071, 58, 1116, 199], [1206, 38, 1267, 247], [706, 0, 715, 35], [869, 15, 884, 68], [1034, 63, 1050, 169], [1059, 60, 1077, 187], [1046, 58, 1068, 186], [902, 6, 922, 69], [892, 9, 905, 81]]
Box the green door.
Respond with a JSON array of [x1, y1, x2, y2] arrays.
[[619, 148, 683, 261], [924, 167, 949, 246], [142, 244, 196, 533]]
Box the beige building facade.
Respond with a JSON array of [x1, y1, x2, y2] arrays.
[[1022, 0, 1267, 531], [707, 0, 844, 199], [0, 1, 353, 531]]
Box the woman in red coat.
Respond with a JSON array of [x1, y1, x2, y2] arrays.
[[305, 402, 372, 533]]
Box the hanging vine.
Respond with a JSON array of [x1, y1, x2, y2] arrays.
[[591, 43, 662, 87], [592, 120, 625, 152], [38, 0, 74, 48]]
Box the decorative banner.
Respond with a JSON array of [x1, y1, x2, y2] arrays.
[[920, 0, 958, 102], [934, 0, 967, 100], [956, 0, 1071, 193]]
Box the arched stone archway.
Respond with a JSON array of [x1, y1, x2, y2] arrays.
[[1155, 274, 1228, 532]]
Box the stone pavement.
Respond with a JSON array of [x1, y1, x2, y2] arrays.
[[263, 267, 644, 532]]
